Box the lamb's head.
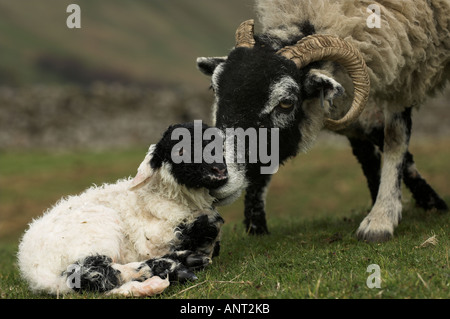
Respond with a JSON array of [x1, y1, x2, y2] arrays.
[[129, 122, 228, 192], [197, 20, 370, 205]]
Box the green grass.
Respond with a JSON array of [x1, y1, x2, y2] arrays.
[[1, 141, 449, 299]]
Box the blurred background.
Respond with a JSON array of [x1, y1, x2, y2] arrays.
[[0, 0, 449, 242], [0, 0, 255, 150]]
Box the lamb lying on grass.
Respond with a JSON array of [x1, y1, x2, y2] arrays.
[[18, 122, 228, 297]]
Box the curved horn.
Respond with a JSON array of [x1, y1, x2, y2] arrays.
[[235, 19, 256, 48], [277, 35, 370, 131]]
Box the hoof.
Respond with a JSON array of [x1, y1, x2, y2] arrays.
[[356, 228, 393, 243], [186, 254, 211, 270], [356, 214, 395, 243], [245, 222, 270, 236], [108, 276, 169, 297]]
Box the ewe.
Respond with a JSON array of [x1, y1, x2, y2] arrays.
[[197, 0, 449, 242]]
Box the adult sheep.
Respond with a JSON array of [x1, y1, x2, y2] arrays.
[[197, 0, 449, 242], [18, 122, 227, 296]]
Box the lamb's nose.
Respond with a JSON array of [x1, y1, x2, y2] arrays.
[[211, 166, 227, 178]]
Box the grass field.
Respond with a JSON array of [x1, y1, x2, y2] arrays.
[[0, 138, 449, 299]]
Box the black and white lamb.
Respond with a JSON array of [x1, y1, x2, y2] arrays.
[[18, 122, 228, 296], [197, 0, 449, 242]]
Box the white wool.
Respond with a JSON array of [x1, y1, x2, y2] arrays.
[[18, 159, 217, 295], [256, 0, 450, 111]]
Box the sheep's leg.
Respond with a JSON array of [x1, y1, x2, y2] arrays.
[[244, 174, 272, 235], [348, 137, 381, 204], [356, 107, 412, 242], [403, 152, 448, 211], [349, 118, 448, 213]]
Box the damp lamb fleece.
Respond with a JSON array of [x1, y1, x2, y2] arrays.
[[256, 0, 450, 110], [17, 150, 218, 295]]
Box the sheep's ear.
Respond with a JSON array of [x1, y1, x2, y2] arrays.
[[196, 57, 227, 76], [129, 145, 156, 191], [303, 69, 345, 106]]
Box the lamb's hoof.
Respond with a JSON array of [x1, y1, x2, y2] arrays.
[[108, 276, 170, 297], [138, 276, 170, 296], [175, 267, 198, 283], [186, 254, 211, 270]]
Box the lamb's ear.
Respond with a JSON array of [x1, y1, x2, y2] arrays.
[[196, 57, 227, 76], [304, 69, 345, 105], [129, 145, 156, 191]]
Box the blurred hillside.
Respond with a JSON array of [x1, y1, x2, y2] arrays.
[[0, 0, 255, 150], [0, 0, 254, 88]]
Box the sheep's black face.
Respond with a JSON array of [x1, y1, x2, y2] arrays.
[[215, 48, 302, 127], [150, 122, 228, 190], [214, 47, 306, 164], [197, 42, 345, 204]]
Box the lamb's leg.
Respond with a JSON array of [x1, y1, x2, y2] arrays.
[[142, 251, 210, 282], [66, 255, 122, 293], [108, 277, 169, 297], [244, 174, 272, 235], [356, 107, 412, 242], [174, 213, 224, 258], [65, 253, 200, 296], [65, 255, 161, 296]]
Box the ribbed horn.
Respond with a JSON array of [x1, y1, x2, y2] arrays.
[[235, 19, 256, 48], [277, 35, 370, 131]]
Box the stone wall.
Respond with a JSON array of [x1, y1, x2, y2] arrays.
[[0, 83, 448, 151]]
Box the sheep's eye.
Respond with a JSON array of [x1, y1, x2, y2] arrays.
[[278, 100, 294, 110], [275, 99, 297, 114]]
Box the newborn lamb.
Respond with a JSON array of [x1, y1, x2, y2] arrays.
[[18, 122, 228, 296]]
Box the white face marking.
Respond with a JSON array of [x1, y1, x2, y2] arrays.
[[211, 63, 225, 93], [211, 63, 225, 125], [261, 76, 300, 128]]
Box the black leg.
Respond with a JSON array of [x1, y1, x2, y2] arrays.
[[244, 174, 272, 235], [403, 152, 448, 211], [144, 255, 198, 283], [350, 112, 447, 212], [66, 255, 121, 293]]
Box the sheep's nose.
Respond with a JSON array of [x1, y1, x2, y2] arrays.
[[211, 166, 228, 179]]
